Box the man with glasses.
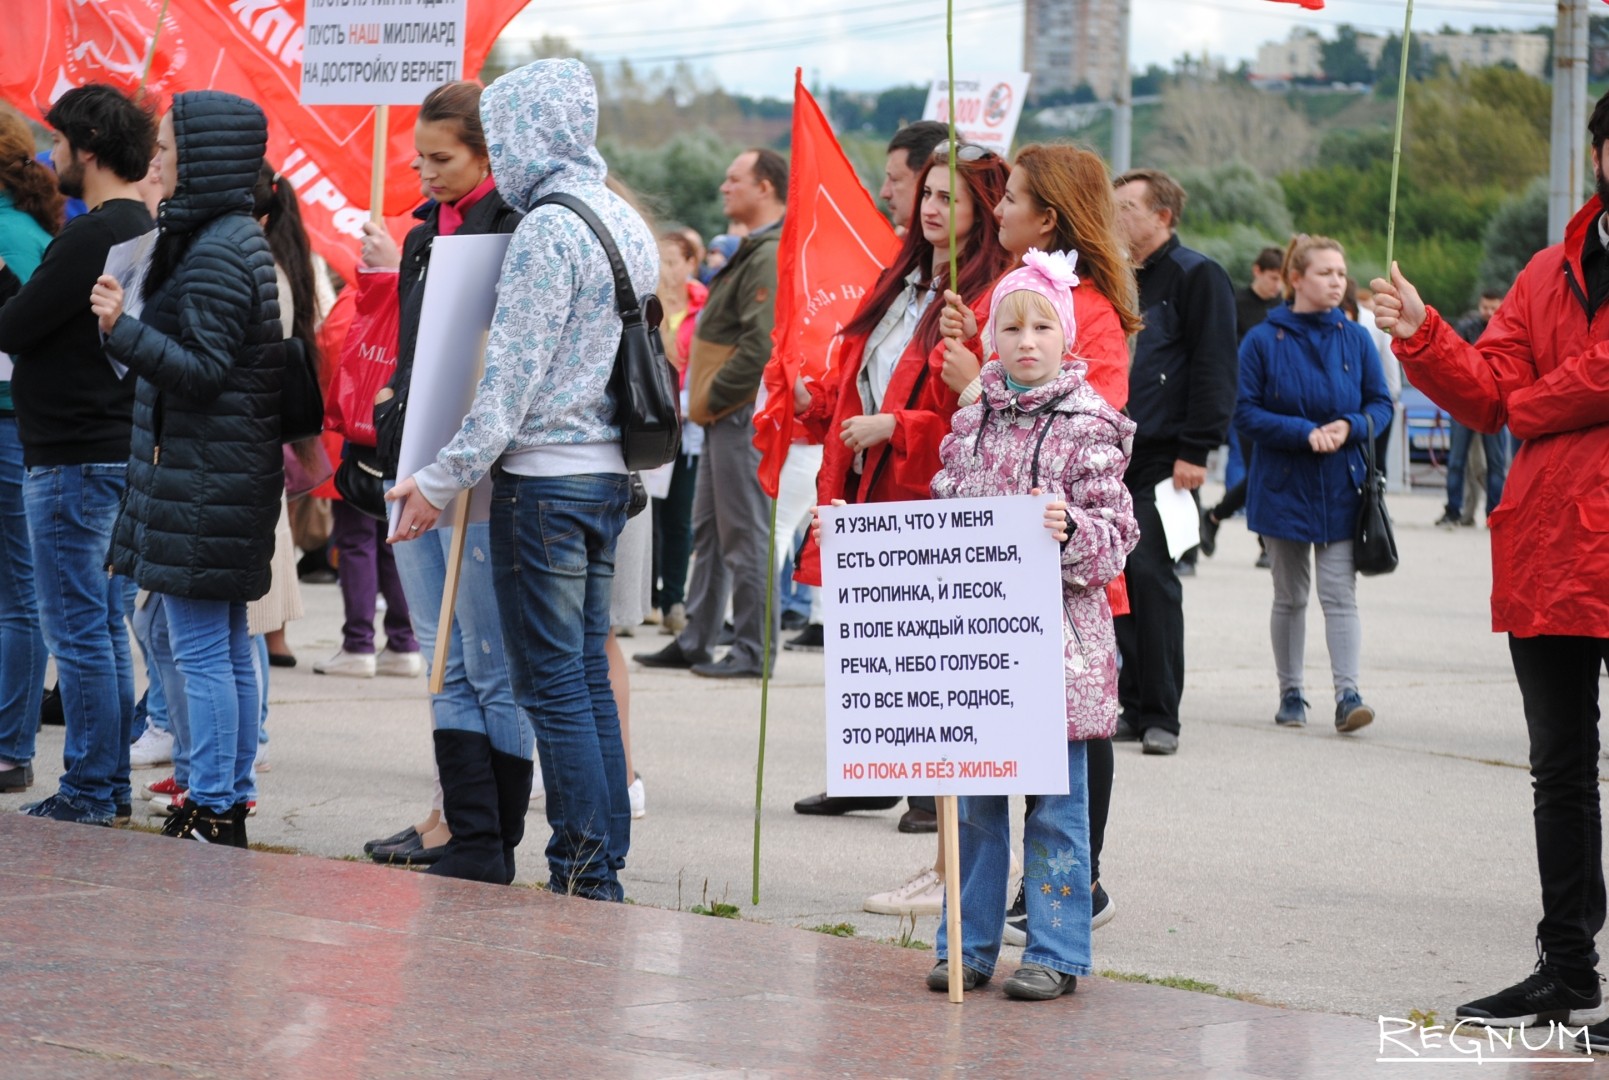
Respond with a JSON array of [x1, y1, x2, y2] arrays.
[[1110, 168, 1238, 756]]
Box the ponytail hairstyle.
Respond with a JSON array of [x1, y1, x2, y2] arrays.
[[1281, 234, 1345, 303], [1012, 143, 1142, 336], [0, 104, 65, 236], [252, 163, 321, 369], [419, 81, 488, 163]]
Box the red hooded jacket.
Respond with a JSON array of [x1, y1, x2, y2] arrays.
[[1393, 199, 1609, 637]]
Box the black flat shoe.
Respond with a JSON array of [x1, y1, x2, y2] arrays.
[[363, 825, 418, 855], [268, 652, 297, 669], [898, 807, 939, 833], [792, 792, 902, 815], [370, 832, 447, 866]]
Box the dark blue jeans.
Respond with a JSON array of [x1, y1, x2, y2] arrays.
[[490, 471, 630, 901], [24, 462, 136, 816], [0, 418, 45, 767], [1444, 422, 1510, 520]]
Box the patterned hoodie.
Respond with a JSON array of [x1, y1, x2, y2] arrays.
[[414, 59, 658, 508], [932, 360, 1139, 741]]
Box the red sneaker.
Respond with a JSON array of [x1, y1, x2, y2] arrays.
[[142, 775, 182, 799]]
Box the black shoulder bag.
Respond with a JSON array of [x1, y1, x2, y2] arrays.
[[1353, 414, 1398, 576], [532, 193, 681, 472]]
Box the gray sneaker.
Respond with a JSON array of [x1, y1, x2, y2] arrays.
[[1003, 963, 1077, 1000]]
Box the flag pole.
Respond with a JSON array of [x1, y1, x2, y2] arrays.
[[1384, 0, 1414, 271], [942, 0, 964, 1008], [753, 493, 779, 904], [136, 0, 172, 99]]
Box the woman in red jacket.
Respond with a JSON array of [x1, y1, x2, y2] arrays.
[[936, 141, 1143, 940], [787, 144, 1011, 907]]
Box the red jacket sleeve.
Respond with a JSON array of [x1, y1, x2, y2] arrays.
[[1072, 286, 1130, 411]]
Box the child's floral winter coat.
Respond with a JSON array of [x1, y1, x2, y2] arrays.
[[932, 359, 1139, 740]]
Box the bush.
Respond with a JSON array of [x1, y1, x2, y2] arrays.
[[1173, 161, 1294, 237], [1478, 176, 1549, 294], [602, 129, 743, 240], [1183, 223, 1287, 282]]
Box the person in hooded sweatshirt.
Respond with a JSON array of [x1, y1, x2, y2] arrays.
[[1234, 235, 1392, 737], [90, 91, 282, 848], [387, 59, 658, 903]]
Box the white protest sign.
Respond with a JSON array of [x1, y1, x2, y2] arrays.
[[300, 0, 467, 106], [921, 73, 1032, 158], [390, 232, 512, 534], [102, 229, 159, 379], [821, 494, 1069, 797]]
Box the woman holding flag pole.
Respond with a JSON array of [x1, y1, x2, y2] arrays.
[[790, 143, 1012, 916]]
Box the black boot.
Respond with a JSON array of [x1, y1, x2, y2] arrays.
[[229, 802, 251, 850], [489, 749, 535, 885], [161, 801, 238, 845], [425, 730, 505, 884]]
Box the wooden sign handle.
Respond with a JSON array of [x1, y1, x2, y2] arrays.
[[369, 103, 389, 225], [941, 794, 963, 1004]]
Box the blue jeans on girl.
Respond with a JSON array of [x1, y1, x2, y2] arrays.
[[938, 740, 1093, 979], [161, 596, 255, 814]]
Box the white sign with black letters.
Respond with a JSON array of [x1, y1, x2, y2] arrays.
[[300, 0, 467, 106], [820, 494, 1068, 797]]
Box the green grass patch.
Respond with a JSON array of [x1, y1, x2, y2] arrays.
[[1098, 969, 1266, 1004], [809, 922, 857, 938]]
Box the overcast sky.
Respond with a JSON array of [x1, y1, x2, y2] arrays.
[[505, 0, 1555, 100]]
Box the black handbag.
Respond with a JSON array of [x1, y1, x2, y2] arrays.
[[334, 444, 388, 522], [281, 335, 324, 444], [532, 193, 681, 471], [1354, 415, 1398, 576]]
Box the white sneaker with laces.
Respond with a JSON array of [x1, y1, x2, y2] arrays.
[[313, 650, 377, 678], [128, 724, 175, 768], [375, 649, 423, 678], [628, 775, 646, 819], [863, 866, 943, 916]]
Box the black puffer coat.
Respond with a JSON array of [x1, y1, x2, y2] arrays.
[[106, 91, 282, 603]]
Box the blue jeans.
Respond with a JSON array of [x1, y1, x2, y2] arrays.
[[136, 593, 190, 788], [0, 419, 45, 766], [490, 471, 630, 901], [162, 595, 255, 814], [938, 741, 1093, 978], [393, 519, 529, 759], [1445, 422, 1510, 520], [25, 462, 136, 816]]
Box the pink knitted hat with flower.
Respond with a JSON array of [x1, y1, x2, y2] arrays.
[[985, 248, 1080, 358]]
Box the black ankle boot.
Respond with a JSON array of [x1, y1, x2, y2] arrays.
[[161, 801, 237, 844], [229, 802, 251, 849], [425, 730, 505, 884], [489, 749, 535, 885]]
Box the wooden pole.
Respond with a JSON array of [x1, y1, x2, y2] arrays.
[[428, 495, 473, 695], [941, 794, 963, 1004], [369, 104, 389, 225]]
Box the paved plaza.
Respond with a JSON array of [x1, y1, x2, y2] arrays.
[[4, 486, 1603, 1075]]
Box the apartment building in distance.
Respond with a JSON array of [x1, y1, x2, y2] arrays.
[[1022, 0, 1124, 99], [1253, 26, 1547, 83]]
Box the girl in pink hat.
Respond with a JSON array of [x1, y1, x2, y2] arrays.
[[925, 249, 1139, 1000]]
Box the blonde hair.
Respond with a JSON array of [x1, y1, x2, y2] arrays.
[[990, 290, 1066, 356], [1282, 234, 1345, 302]]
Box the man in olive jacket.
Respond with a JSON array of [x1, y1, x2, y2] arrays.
[[636, 148, 786, 678]]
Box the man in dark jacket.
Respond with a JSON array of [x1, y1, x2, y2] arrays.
[[636, 148, 787, 679], [0, 84, 155, 824], [1436, 289, 1510, 527], [1111, 168, 1238, 755]]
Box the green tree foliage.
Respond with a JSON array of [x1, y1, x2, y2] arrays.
[[1403, 67, 1549, 192], [1173, 161, 1294, 237], [1374, 35, 1448, 97], [871, 85, 931, 134], [601, 129, 744, 241], [1320, 25, 1375, 84], [1478, 177, 1549, 295], [1148, 82, 1315, 174]]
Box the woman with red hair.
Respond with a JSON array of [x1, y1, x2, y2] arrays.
[[788, 142, 1013, 914]]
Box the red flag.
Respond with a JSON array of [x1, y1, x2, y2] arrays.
[[754, 70, 900, 499], [0, 0, 525, 280], [1266, 0, 1325, 10]]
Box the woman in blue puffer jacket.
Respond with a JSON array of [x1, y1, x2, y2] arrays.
[[1236, 235, 1393, 735]]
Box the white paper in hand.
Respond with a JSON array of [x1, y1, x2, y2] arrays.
[[102, 229, 159, 379], [1153, 478, 1202, 561]]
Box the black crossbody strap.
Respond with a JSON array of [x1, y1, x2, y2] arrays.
[[532, 192, 641, 319]]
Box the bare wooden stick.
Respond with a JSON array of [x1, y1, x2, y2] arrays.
[[941, 794, 963, 1004]]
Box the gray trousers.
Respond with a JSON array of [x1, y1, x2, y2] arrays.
[[1265, 536, 1361, 702], [676, 403, 778, 669]]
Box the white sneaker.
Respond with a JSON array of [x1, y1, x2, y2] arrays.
[[628, 775, 646, 819], [864, 866, 943, 916], [661, 603, 686, 635], [529, 777, 546, 811], [128, 724, 175, 768], [313, 650, 376, 678], [254, 742, 271, 773], [375, 649, 422, 678]]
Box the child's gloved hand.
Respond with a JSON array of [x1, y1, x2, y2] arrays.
[[1034, 488, 1072, 544]]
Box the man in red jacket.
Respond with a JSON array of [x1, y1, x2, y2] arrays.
[[1372, 93, 1609, 1045]]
